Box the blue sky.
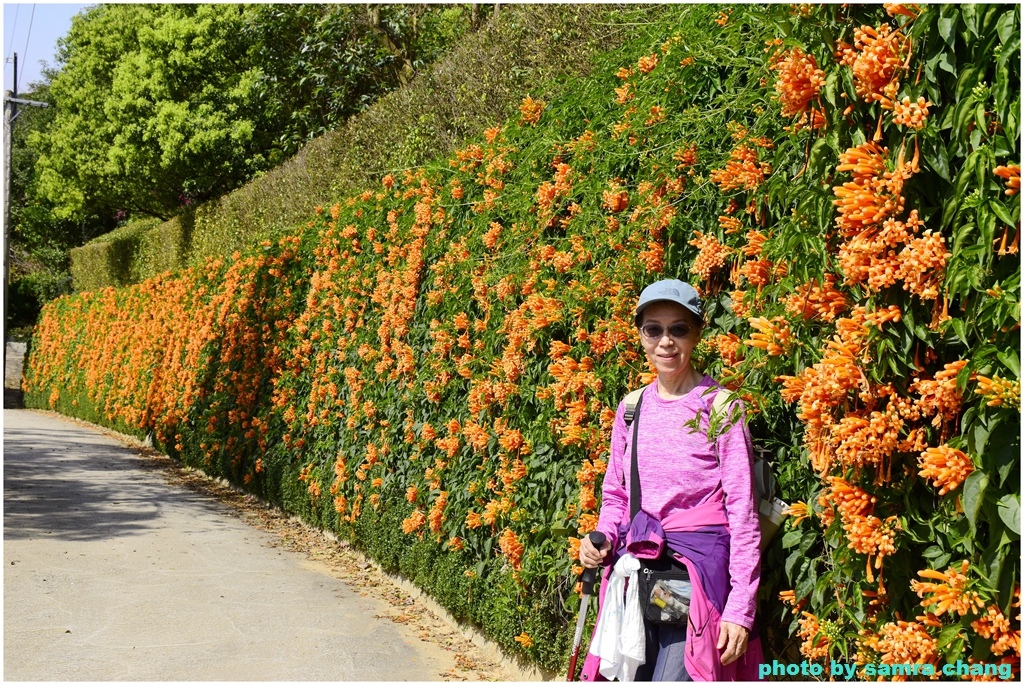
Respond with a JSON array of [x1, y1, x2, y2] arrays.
[[3, 2, 92, 92]]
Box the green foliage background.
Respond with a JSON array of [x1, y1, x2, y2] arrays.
[[67, 4, 659, 292], [25, 4, 1021, 677]]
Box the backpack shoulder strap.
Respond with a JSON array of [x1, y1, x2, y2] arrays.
[[710, 388, 778, 503], [622, 387, 645, 426]]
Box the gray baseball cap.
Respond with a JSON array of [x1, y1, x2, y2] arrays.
[[634, 279, 703, 326]]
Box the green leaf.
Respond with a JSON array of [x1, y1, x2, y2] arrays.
[[785, 549, 804, 580], [951, 318, 970, 346], [946, 637, 966, 664], [995, 10, 1017, 43], [996, 348, 1020, 378], [979, 207, 998, 254], [963, 471, 989, 531], [807, 137, 830, 178], [937, 6, 959, 45], [782, 529, 802, 549], [993, 434, 1018, 488], [989, 199, 1018, 228], [998, 495, 1020, 535], [812, 571, 831, 607], [969, 417, 993, 456], [936, 50, 956, 77], [961, 4, 979, 38], [823, 71, 838, 109], [794, 560, 816, 599], [922, 135, 951, 182], [938, 623, 963, 649]]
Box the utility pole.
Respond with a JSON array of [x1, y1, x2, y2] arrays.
[[4, 52, 48, 377]]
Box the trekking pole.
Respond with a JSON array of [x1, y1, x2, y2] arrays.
[[566, 531, 606, 681]]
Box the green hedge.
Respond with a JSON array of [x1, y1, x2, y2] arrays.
[[70, 4, 665, 293]]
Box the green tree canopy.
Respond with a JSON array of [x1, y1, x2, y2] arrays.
[[29, 3, 474, 222]]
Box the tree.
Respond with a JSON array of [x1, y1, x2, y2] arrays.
[[32, 4, 263, 220], [243, 4, 474, 159], [30, 3, 474, 223], [6, 78, 110, 334]]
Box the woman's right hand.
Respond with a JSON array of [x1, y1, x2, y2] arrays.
[[579, 534, 611, 568]]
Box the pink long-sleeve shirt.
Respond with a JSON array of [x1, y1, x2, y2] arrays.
[[595, 376, 761, 629]]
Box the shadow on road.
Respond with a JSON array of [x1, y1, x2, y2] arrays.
[[4, 387, 23, 408], [3, 421, 235, 542]]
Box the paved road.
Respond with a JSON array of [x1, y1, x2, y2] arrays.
[[3, 409, 493, 681]]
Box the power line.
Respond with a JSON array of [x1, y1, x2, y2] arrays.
[[20, 4, 36, 85], [6, 5, 20, 60]]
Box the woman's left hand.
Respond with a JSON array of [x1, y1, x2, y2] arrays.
[[717, 621, 749, 666]]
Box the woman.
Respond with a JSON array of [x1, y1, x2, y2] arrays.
[[579, 278, 761, 682]]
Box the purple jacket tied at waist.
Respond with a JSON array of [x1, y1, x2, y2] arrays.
[[581, 499, 762, 681]]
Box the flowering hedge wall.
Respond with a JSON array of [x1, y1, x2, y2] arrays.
[[68, 4, 662, 294], [26, 4, 1020, 676]]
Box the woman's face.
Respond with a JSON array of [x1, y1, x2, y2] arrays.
[[638, 301, 702, 380]]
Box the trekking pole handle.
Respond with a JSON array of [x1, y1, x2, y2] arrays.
[[580, 532, 606, 595]]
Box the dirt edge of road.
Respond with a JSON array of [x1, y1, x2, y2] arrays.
[[25, 409, 551, 682]]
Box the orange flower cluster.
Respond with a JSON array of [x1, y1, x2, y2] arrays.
[[543, 352, 604, 452], [673, 144, 698, 170], [784, 501, 811, 525], [892, 96, 931, 129], [994, 165, 1021, 196], [833, 142, 915, 238], [688, 231, 732, 282], [769, 46, 825, 118], [514, 632, 534, 648], [971, 597, 1021, 657], [499, 528, 525, 570], [833, 142, 942, 300], [745, 317, 793, 356], [602, 181, 630, 213], [911, 560, 984, 617], [402, 509, 427, 534], [519, 96, 545, 126], [895, 230, 950, 300], [637, 53, 659, 74], [974, 375, 1021, 410], [644, 105, 667, 127], [535, 162, 574, 222], [884, 4, 921, 19], [910, 360, 968, 429], [825, 476, 877, 520], [710, 145, 772, 192], [917, 445, 974, 495], [779, 589, 807, 615], [783, 274, 849, 322], [614, 82, 633, 105], [719, 215, 743, 234], [830, 408, 903, 476], [859, 621, 939, 681], [797, 612, 830, 659], [837, 24, 909, 104], [712, 333, 744, 368], [428, 491, 449, 535]]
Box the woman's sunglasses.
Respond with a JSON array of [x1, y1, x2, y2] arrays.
[[640, 323, 692, 340]]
